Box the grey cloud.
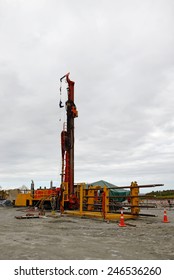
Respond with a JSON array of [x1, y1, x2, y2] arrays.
[[0, 0, 174, 190]]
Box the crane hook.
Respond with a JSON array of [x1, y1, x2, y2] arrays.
[[59, 100, 64, 108]]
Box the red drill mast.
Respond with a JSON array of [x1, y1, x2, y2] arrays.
[[60, 73, 78, 203]]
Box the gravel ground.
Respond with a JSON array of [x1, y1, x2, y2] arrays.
[[0, 207, 174, 260]]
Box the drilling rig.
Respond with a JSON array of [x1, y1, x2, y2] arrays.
[[14, 73, 165, 219], [59, 73, 78, 209]]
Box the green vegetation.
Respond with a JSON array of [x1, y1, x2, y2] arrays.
[[146, 190, 174, 199]]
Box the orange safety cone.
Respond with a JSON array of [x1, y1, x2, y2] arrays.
[[119, 209, 126, 227], [163, 209, 169, 223]]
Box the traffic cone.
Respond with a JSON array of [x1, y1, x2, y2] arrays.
[[163, 209, 169, 223], [119, 209, 126, 227]]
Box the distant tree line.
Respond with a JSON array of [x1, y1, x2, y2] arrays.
[[146, 190, 174, 198]]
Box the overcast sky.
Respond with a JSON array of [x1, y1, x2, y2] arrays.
[[0, 0, 174, 191]]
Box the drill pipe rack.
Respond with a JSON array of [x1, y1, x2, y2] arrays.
[[63, 181, 164, 220]]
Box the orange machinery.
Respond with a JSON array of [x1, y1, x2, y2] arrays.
[[59, 73, 78, 210], [15, 180, 61, 208]]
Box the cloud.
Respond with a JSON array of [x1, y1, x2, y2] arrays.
[[0, 0, 174, 191]]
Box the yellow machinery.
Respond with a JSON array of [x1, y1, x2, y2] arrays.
[[14, 181, 61, 209], [63, 181, 163, 220], [0, 190, 8, 200], [15, 191, 32, 207], [130, 181, 140, 215], [13, 180, 163, 222]]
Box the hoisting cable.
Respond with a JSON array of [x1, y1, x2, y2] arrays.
[[59, 81, 64, 108], [58, 76, 66, 187], [59, 79, 64, 121], [58, 79, 64, 185]]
